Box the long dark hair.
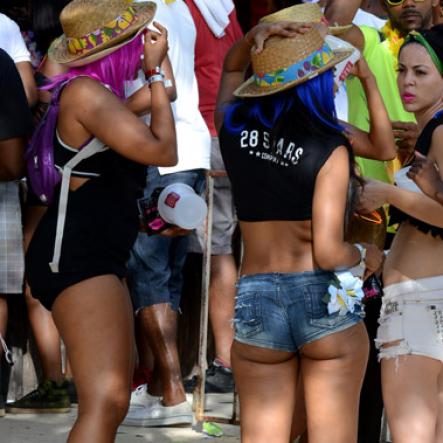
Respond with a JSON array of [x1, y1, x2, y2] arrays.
[[31, 0, 70, 54], [224, 69, 363, 224]]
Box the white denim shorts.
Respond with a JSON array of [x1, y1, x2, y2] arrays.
[[376, 276, 443, 362]]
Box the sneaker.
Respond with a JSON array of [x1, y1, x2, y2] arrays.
[[124, 399, 193, 427], [64, 379, 78, 404], [6, 380, 71, 414], [122, 384, 160, 426], [185, 361, 235, 394], [0, 394, 5, 417], [205, 361, 234, 393]]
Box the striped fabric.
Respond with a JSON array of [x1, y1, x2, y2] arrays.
[[0, 181, 24, 294]]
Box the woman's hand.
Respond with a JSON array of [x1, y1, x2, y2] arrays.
[[245, 21, 313, 54], [143, 21, 169, 70], [407, 151, 443, 203], [358, 179, 390, 213], [361, 242, 383, 280]]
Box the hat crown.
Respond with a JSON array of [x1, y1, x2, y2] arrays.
[[251, 28, 325, 76], [60, 0, 132, 38], [259, 3, 323, 24]]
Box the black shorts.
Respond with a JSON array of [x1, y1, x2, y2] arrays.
[[26, 174, 140, 310]]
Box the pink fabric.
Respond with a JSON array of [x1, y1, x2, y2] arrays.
[[45, 35, 143, 99], [185, 1, 243, 136]]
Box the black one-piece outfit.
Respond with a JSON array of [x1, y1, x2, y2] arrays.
[[26, 136, 145, 310]]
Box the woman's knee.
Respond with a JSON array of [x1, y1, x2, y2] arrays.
[[80, 383, 130, 423]]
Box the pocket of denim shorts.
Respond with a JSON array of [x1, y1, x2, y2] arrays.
[[234, 293, 263, 338], [303, 283, 353, 329]]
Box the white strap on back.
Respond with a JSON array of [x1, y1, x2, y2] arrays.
[[49, 138, 108, 273]]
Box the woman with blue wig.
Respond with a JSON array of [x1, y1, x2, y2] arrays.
[[216, 20, 388, 443]]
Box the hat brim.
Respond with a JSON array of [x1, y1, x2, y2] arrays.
[[233, 48, 353, 98], [328, 24, 353, 36], [48, 1, 156, 67]]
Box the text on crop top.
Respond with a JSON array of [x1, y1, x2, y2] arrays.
[[219, 113, 353, 222]]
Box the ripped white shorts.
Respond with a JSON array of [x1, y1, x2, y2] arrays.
[[376, 275, 443, 362]]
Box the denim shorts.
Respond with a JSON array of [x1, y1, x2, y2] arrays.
[[234, 271, 364, 352], [376, 276, 443, 362], [127, 167, 205, 312]]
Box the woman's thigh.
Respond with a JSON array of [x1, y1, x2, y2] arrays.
[[382, 355, 442, 443], [52, 275, 135, 408], [301, 323, 369, 443], [231, 340, 298, 443]]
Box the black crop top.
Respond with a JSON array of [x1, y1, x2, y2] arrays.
[[219, 110, 352, 222], [390, 111, 443, 239]]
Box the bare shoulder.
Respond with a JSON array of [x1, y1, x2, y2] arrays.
[[319, 145, 349, 174], [60, 76, 118, 109]]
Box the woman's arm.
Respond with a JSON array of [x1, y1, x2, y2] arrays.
[[62, 23, 177, 167], [360, 179, 443, 227], [360, 125, 443, 223], [343, 58, 397, 161], [125, 55, 176, 116], [215, 21, 312, 133], [312, 146, 382, 273]]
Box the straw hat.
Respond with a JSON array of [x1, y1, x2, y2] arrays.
[[234, 27, 353, 98], [49, 0, 156, 67], [259, 3, 352, 36]]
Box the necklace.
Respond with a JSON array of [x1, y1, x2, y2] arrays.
[[381, 20, 405, 61]]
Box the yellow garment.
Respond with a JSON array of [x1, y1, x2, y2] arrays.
[[346, 25, 415, 183]]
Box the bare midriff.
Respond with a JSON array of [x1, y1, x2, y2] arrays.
[[239, 220, 318, 276], [383, 221, 443, 286]]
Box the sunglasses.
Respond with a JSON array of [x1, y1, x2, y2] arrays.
[[386, 0, 425, 6]]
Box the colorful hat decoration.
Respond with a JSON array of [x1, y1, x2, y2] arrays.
[[234, 27, 353, 98], [49, 0, 156, 67]]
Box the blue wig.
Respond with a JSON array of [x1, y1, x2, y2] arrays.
[[224, 69, 342, 134]]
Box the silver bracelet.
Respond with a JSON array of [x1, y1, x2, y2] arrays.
[[147, 74, 164, 86]]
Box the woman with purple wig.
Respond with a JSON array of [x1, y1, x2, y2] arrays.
[[24, 0, 177, 441]]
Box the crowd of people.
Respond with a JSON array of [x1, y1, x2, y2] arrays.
[[0, 0, 443, 442]]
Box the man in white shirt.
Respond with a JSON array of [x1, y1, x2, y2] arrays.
[[0, 13, 36, 415], [124, 0, 211, 427]]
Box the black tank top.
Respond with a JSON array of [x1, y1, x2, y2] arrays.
[[219, 108, 352, 222], [390, 111, 443, 239]]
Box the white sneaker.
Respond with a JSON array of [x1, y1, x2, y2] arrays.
[[122, 384, 160, 426], [129, 384, 159, 408], [124, 399, 193, 427]]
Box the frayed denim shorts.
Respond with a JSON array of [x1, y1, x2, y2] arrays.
[[233, 271, 364, 352]]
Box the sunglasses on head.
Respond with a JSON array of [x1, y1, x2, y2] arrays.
[[386, 0, 425, 5]]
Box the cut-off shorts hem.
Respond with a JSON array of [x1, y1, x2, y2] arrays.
[[376, 275, 443, 363], [234, 316, 363, 353]]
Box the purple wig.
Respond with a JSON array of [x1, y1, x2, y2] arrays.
[[47, 34, 144, 98]]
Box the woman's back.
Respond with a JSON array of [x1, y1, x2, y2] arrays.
[[220, 103, 352, 274]]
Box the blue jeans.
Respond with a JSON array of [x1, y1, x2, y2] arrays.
[[234, 271, 364, 352], [127, 167, 205, 311]]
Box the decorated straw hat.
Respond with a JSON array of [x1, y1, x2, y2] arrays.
[[49, 0, 156, 67], [260, 3, 352, 36], [234, 27, 353, 98]]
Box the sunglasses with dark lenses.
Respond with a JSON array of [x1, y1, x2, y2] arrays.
[[386, 0, 425, 6]]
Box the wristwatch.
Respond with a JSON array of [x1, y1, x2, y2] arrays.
[[349, 243, 367, 278], [144, 66, 162, 80]]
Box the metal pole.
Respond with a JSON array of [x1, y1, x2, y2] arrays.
[[193, 171, 215, 426]]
